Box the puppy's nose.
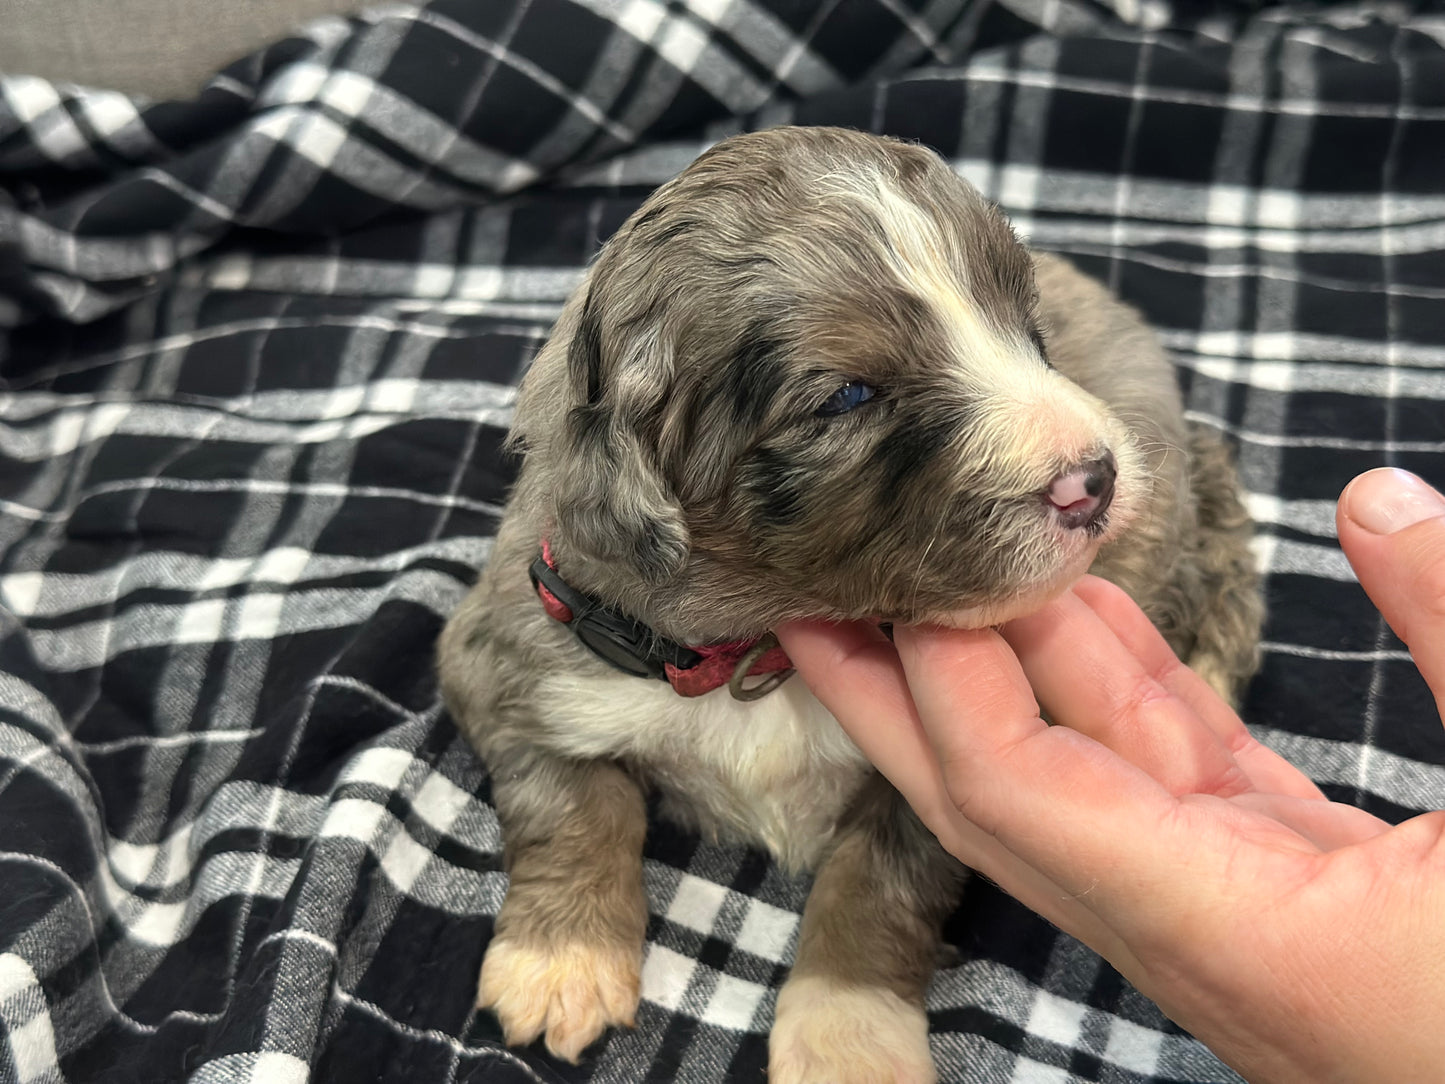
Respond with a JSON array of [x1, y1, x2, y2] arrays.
[[1047, 455, 1116, 530]]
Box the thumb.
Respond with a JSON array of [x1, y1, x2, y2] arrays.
[[1337, 468, 1445, 711]]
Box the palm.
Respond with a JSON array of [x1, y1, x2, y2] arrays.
[[780, 469, 1445, 1083]]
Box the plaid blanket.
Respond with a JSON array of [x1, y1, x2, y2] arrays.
[[2, 1, 1443, 1080]]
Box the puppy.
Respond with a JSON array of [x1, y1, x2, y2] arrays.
[[437, 125, 1262, 1083]]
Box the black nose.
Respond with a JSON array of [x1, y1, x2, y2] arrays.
[[1047, 454, 1116, 530]]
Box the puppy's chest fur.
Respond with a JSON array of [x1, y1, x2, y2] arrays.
[[533, 667, 870, 870]]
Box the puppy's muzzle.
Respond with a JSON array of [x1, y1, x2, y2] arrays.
[[1047, 454, 1116, 531]]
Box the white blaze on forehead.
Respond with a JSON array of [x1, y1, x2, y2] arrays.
[[865, 174, 1017, 363], [862, 174, 1121, 483]]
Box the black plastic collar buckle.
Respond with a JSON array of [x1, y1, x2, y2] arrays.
[[529, 556, 702, 680]]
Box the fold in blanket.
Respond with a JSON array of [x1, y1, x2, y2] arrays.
[[1, 1, 1443, 1080]]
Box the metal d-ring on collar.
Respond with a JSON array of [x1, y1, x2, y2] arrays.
[[727, 633, 795, 702]]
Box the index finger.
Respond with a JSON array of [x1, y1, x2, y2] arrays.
[[775, 618, 1037, 835], [893, 621, 1217, 900], [777, 618, 1136, 953]]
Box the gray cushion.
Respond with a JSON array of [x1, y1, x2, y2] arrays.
[[0, 0, 368, 99]]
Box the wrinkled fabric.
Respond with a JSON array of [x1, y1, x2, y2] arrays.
[[1, 1, 1443, 1081]]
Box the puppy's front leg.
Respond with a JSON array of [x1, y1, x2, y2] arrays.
[[480, 750, 648, 1063], [770, 775, 961, 1084]]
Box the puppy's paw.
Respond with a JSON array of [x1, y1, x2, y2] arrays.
[[478, 936, 641, 1063], [769, 976, 936, 1084]]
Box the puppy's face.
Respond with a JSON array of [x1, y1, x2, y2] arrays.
[[532, 127, 1145, 633]]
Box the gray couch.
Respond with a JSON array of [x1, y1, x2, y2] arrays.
[[0, 0, 366, 98]]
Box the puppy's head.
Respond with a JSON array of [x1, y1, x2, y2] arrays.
[[519, 126, 1146, 636]]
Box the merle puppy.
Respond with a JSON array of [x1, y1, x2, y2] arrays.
[[437, 125, 1261, 1083]]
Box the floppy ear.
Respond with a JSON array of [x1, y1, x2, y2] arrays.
[[551, 297, 689, 584]]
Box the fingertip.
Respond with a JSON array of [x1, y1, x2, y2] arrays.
[[1071, 574, 1134, 614], [776, 620, 908, 728], [773, 619, 828, 672], [1339, 467, 1445, 537], [892, 622, 1039, 730], [892, 621, 1017, 676], [1338, 473, 1445, 619], [997, 585, 1099, 658], [1334, 470, 1445, 654], [776, 619, 886, 668], [777, 625, 949, 836], [1068, 574, 1180, 669]]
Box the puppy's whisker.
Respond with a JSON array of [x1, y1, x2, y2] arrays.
[[909, 533, 941, 620]]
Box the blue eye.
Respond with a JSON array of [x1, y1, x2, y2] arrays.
[[815, 381, 877, 417]]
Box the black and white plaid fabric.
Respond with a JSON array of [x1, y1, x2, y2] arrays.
[[2, 0, 1443, 1080]]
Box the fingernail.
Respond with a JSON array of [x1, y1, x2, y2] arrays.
[[1342, 468, 1445, 535]]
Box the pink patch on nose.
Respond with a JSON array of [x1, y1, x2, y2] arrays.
[[1048, 470, 1095, 511], [1048, 466, 1109, 530]]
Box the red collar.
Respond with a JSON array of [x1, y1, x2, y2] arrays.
[[530, 540, 793, 700]]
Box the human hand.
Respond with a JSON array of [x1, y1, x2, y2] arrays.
[[778, 467, 1445, 1084]]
